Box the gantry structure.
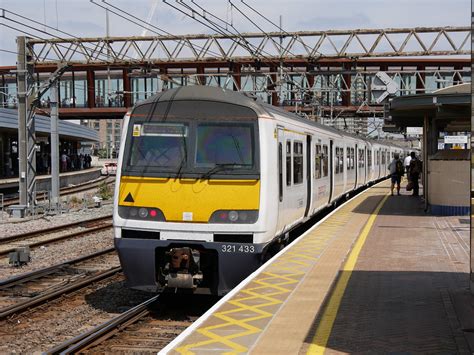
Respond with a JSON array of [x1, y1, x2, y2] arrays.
[[2, 25, 470, 212]]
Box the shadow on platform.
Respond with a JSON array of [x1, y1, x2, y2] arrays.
[[303, 270, 474, 354]]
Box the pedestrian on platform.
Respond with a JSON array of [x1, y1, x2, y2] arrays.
[[403, 153, 412, 174], [388, 152, 404, 196], [408, 152, 422, 196], [61, 152, 68, 172]]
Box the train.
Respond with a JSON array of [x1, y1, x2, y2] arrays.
[[113, 86, 407, 296]]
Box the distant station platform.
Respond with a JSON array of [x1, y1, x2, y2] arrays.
[[0, 167, 102, 192], [162, 180, 472, 354]]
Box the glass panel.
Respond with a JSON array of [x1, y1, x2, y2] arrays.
[[196, 124, 253, 166], [127, 123, 187, 168], [323, 145, 328, 177], [293, 141, 303, 184], [315, 144, 321, 179]]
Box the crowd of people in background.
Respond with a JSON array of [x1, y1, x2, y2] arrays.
[[36, 152, 92, 174], [60, 152, 93, 172]]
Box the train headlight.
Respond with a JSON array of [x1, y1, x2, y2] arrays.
[[118, 206, 166, 221], [209, 210, 258, 224], [138, 208, 148, 218], [228, 211, 239, 222]]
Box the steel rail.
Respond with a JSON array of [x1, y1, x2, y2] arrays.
[[0, 266, 122, 320], [46, 295, 160, 355], [0, 247, 115, 288], [0, 223, 113, 257], [0, 215, 112, 244]]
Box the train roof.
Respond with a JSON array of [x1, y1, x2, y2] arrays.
[[136, 85, 270, 117], [137, 86, 406, 148]]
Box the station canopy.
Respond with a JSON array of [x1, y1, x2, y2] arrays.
[[384, 83, 470, 133]]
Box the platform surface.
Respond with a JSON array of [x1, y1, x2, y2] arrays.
[[162, 180, 472, 354]]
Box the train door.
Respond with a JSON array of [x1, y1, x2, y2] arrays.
[[304, 135, 312, 217], [365, 146, 368, 184], [276, 128, 285, 232], [328, 139, 334, 203]]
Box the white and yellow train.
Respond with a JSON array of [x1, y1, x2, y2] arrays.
[[113, 86, 406, 295]]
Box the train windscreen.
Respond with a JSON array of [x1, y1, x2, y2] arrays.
[[195, 123, 254, 167]]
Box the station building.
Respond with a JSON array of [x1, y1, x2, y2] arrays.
[[0, 108, 99, 179]]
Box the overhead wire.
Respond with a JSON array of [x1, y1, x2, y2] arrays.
[[239, 0, 322, 57], [0, 8, 139, 63], [95, 0, 223, 59]]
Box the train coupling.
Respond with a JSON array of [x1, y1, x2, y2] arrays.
[[160, 247, 203, 289]]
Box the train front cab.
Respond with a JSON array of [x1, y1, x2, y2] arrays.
[[113, 96, 281, 296]]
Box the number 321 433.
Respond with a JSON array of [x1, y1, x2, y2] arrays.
[[221, 245, 255, 253]]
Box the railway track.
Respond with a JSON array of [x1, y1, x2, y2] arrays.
[[46, 295, 195, 354], [0, 248, 120, 319], [2, 176, 115, 208], [0, 215, 113, 257]]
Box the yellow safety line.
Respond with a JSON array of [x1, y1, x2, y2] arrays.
[[307, 193, 389, 355]]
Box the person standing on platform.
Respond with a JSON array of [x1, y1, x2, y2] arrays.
[[408, 152, 422, 196], [403, 153, 412, 175], [388, 153, 404, 196]]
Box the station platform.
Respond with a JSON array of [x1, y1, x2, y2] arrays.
[[162, 180, 473, 354], [0, 168, 102, 191]]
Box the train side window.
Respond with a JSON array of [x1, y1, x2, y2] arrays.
[[350, 148, 354, 169], [279, 143, 283, 201], [339, 147, 344, 173], [293, 141, 303, 184], [346, 148, 351, 171], [286, 141, 291, 186], [368, 150, 372, 167], [335, 147, 340, 174], [315, 144, 322, 179], [322, 145, 328, 177], [376, 151, 380, 165]]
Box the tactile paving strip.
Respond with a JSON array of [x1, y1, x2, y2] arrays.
[[169, 183, 388, 354]]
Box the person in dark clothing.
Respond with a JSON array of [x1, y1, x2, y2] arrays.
[[408, 152, 422, 196]]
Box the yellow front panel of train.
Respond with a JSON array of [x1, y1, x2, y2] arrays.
[[119, 176, 260, 222]]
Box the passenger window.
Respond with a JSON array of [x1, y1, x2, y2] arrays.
[[350, 148, 355, 170], [339, 147, 344, 173], [335, 148, 340, 174], [323, 145, 328, 177], [346, 148, 351, 171], [286, 141, 291, 186], [315, 144, 322, 179], [293, 141, 303, 184], [368, 150, 372, 167]]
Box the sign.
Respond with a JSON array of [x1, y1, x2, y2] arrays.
[[132, 124, 141, 137], [444, 135, 468, 144], [406, 127, 423, 135]]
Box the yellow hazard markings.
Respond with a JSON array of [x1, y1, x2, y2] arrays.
[[171, 185, 388, 355], [307, 193, 389, 355]]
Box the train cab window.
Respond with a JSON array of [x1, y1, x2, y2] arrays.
[[322, 145, 328, 177], [315, 144, 322, 179], [286, 141, 291, 186], [293, 141, 303, 184]]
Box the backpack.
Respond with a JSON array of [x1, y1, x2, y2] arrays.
[[396, 160, 404, 176], [411, 159, 422, 174]]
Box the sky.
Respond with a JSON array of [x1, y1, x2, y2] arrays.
[[0, 0, 471, 65]]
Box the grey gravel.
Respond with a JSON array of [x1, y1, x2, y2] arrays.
[[0, 228, 115, 279]]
